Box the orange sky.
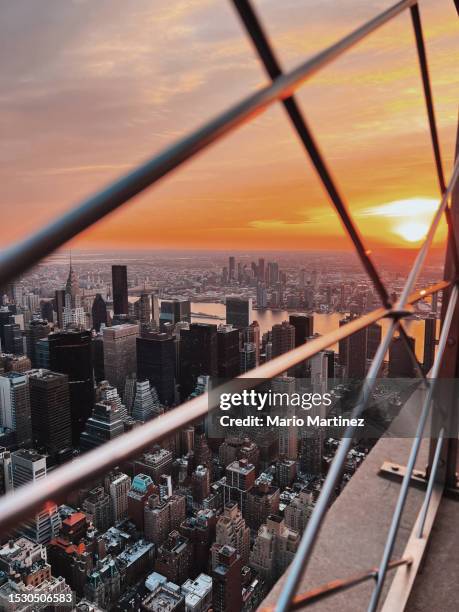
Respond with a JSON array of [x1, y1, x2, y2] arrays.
[[1, 0, 458, 252]]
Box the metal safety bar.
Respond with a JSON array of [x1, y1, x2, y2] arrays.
[[417, 428, 444, 538], [260, 558, 413, 611], [0, 0, 458, 611]]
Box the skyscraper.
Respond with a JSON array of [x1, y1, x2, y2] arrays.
[[228, 257, 236, 281], [151, 293, 160, 327], [272, 321, 295, 357], [40, 300, 54, 323], [339, 316, 368, 379], [134, 294, 151, 325], [48, 330, 94, 444], [367, 322, 382, 360], [11, 448, 46, 489], [250, 515, 299, 588], [256, 282, 268, 308], [180, 324, 218, 399], [131, 380, 161, 422], [389, 335, 416, 378], [273, 376, 298, 460], [28, 369, 72, 459], [80, 401, 125, 452], [159, 300, 191, 326], [246, 476, 280, 532], [267, 262, 279, 286], [25, 319, 51, 367], [82, 487, 111, 532], [215, 501, 250, 565], [137, 332, 176, 406], [3, 322, 23, 355], [223, 459, 256, 515], [12, 449, 61, 544], [217, 325, 240, 380], [91, 294, 108, 332], [212, 545, 242, 612], [65, 259, 80, 308], [155, 531, 193, 586], [103, 323, 139, 396], [258, 258, 265, 282], [289, 314, 314, 347], [0, 372, 32, 447], [225, 297, 252, 329], [310, 351, 328, 395], [127, 474, 157, 531], [53, 290, 66, 329], [112, 265, 129, 316], [105, 471, 131, 524]]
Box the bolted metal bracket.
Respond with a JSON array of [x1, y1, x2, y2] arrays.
[[379, 461, 459, 500], [379, 461, 428, 489]]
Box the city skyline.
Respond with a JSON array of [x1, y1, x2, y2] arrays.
[[1, 0, 457, 252]]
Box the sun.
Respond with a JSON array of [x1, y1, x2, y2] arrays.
[[394, 221, 429, 242], [360, 197, 440, 245]]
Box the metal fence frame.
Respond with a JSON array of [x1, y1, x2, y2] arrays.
[[0, 1, 458, 610]]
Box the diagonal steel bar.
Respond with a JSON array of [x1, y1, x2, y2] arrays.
[[417, 428, 444, 538], [410, 4, 446, 193], [410, 3, 459, 274], [232, 0, 390, 307]]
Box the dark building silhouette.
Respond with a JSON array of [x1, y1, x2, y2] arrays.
[[389, 335, 416, 378], [289, 314, 314, 347], [112, 265, 129, 316], [180, 324, 218, 399], [0, 308, 15, 350], [137, 332, 176, 406], [91, 335, 105, 383], [272, 321, 295, 358], [40, 301, 54, 323], [48, 330, 94, 444], [54, 290, 66, 329], [3, 323, 23, 354], [28, 369, 72, 459], [226, 297, 251, 329], [25, 319, 51, 367], [423, 316, 436, 374], [217, 326, 240, 380], [91, 294, 108, 332], [339, 315, 367, 379], [160, 299, 191, 327], [367, 322, 382, 360], [324, 349, 335, 379]]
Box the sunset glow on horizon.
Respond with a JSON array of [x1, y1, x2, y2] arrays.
[[1, 0, 458, 253]]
